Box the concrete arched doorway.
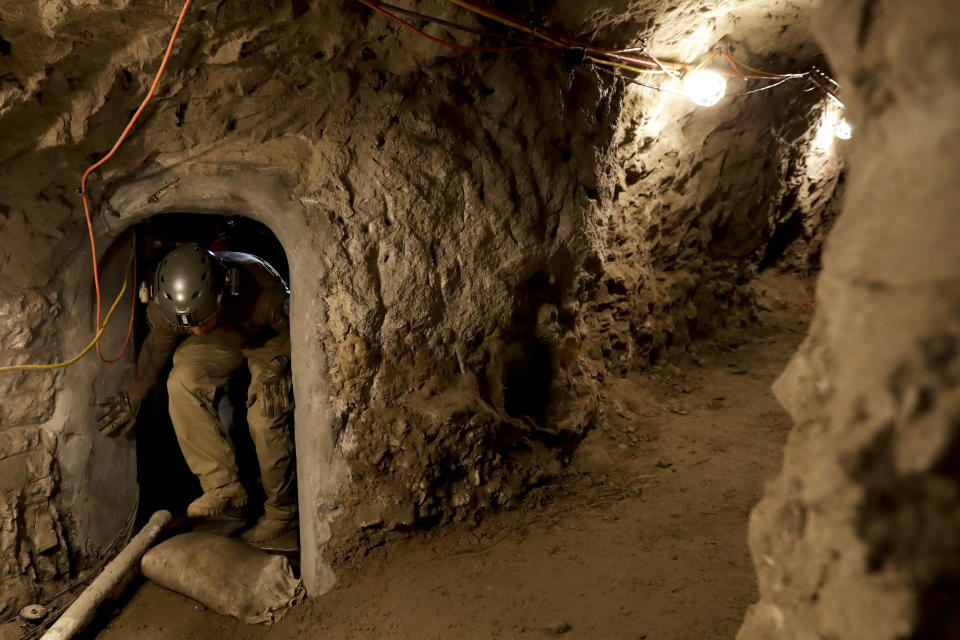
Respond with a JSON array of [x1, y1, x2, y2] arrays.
[[58, 167, 347, 596]]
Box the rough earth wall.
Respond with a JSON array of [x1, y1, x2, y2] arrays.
[[0, 229, 71, 611], [739, 1, 960, 637], [588, 86, 844, 372], [559, 0, 845, 370]]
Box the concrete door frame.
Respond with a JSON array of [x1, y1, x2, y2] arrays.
[[95, 165, 346, 595]]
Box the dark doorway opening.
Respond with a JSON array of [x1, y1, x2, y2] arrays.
[[131, 213, 289, 527]]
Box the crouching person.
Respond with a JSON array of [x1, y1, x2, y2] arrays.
[[97, 245, 296, 543]]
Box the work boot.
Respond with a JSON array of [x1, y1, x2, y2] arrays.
[[240, 516, 297, 543], [186, 481, 249, 517]]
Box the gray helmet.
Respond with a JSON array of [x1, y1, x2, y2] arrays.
[[154, 246, 225, 328]]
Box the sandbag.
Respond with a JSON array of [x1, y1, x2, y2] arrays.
[[141, 532, 304, 624]]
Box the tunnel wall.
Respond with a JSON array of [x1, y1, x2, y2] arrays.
[[739, 1, 960, 637], [0, 286, 73, 615], [574, 0, 845, 371]]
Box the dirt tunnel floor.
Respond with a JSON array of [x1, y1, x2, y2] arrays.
[[68, 273, 813, 640]]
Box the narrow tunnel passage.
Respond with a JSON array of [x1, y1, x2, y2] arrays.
[[0, 0, 956, 636]]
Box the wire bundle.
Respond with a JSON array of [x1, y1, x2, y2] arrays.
[[358, 0, 843, 105]]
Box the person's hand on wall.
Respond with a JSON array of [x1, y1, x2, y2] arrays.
[[97, 391, 140, 437], [249, 356, 293, 419]]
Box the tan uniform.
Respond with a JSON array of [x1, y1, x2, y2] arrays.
[[128, 252, 295, 520]]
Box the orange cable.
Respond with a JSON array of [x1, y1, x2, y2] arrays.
[[82, 0, 192, 363], [719, 51, 746, 80]]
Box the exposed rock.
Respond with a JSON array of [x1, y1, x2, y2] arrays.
[[739, 1, 960, 637], [0, 364, 59, 427], [0, 292, 60, 351], [0, 291, 60, 426], [584, 50, 844, 370], [0, 428, 70, 617]]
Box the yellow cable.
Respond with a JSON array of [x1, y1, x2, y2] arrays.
[[689, 49, 720, 73], [0, 242, 135, 373], [587, 56, 669, 75]]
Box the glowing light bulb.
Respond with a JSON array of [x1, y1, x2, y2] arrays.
[[834, 118, 852, 140], [814, 105, 848, 150], [682, 69, 726, 107]]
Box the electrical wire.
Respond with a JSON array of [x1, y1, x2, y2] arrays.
[[358, 0, 535, 52], [595, 66, 689, 97], [808, 75, 845, 107], [360, 0, 823, 88], [0, 239, 135, 373], [0, 0, 188, 375], [97, 236, 137, 364], [589, 52, 795, 80], [593, 49, 676, 71], [359, 0, 819, 90], [441, 0, 689, 72], [719, 50, 747, 80], [729, 75, 803, 96], [587, 56, 667, 76], [642, 41, 682, 78], [367, 0, 548, 47], [690, 48, 721, 72], [720, 50, 800, 79], [81, 0, 192, 363], [444, 0, 571, 47], [602, 64, 806, 100]]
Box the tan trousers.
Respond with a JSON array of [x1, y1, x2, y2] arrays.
[[167, 330, 296, 520]]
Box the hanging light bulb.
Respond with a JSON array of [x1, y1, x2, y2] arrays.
[[682, 69, 727, 107], [834, 118, 852, 140], [814, 104, 851, 149]]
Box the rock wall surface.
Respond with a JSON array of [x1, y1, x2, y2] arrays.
[[0, 0, 842, 613], [739, 1, 960, 637], [568, 0, 845, 370], [0, 281, 72, 611]]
